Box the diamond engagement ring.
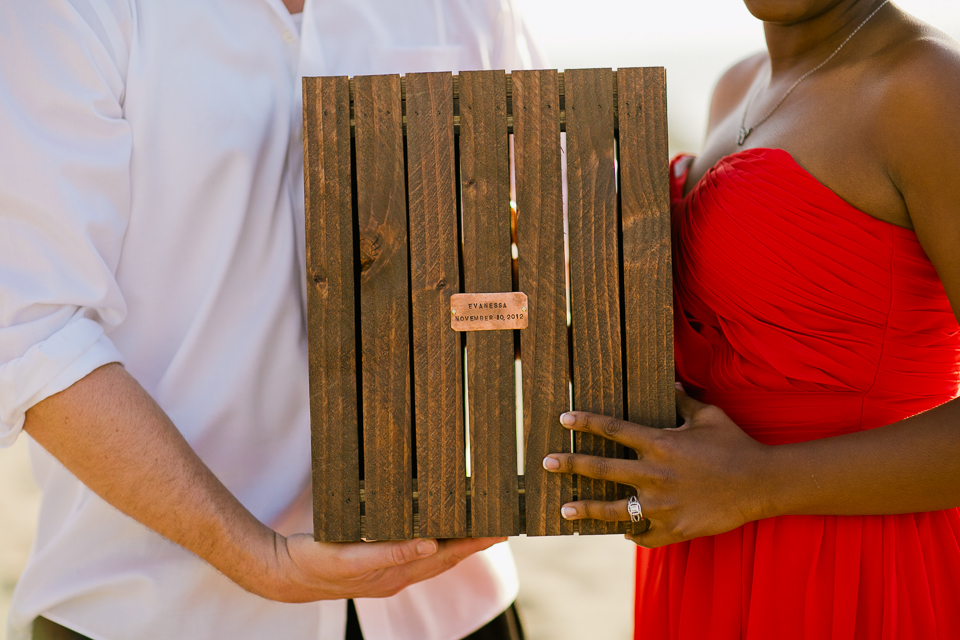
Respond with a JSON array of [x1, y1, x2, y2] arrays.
[[627, 495, 643, 523]]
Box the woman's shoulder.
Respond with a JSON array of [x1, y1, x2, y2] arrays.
[[867, 13, 960, 311], [704, 52, 767, 137], [866, 16, 960, 168], [872, 16, 960, 110]]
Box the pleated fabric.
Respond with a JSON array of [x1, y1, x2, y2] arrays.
[[635, 148, 960, 640]]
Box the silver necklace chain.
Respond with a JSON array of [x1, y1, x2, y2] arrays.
[[737, 0, 889, 146]]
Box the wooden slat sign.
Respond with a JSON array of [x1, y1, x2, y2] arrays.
[[303, 68, 673, 541]]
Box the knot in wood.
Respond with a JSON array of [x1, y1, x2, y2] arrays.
[[435, 279, 448, 290], [358, 233, 383, 273], [310, 273, 329, 296]]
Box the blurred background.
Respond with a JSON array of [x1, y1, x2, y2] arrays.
[[518, 0, 960, 155], [2, 1, 958, 638]]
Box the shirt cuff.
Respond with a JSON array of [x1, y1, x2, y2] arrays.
[[0, 314, 123, 447]]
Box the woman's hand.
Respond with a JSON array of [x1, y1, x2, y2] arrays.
[[543, 387, 772, 548]]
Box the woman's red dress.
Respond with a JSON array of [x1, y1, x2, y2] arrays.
[[635, 148, 960, 639]]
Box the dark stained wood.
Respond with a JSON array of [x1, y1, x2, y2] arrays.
[[381, 75, 600, 138], [306, 68, 672, 540], [303, 76, 361, 542], [618, 68, 675, 437], [565, 68, 626, 535], [512, 69, 574, 536], [405, 72, 467, 538], [458, 70, 520, 537], [354, 74, 413, 540]]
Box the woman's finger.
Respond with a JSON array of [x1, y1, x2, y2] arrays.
[[558, 411, 654, 450], [559, 498, 631, 522], [542, 452, 642, 484], [560, 499, 653, 537], [625, 528, 672, 549], [675, 387, 709, 425]]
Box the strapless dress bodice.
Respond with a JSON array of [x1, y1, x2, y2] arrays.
[[672, 147, 960, 444], [634, 148, 960, 640]]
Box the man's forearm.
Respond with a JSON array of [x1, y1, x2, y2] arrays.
[[24, 363, 280, 595], [22, 363, 502, 603]]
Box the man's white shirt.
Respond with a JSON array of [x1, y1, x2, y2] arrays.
[[0, 0, 543, 638]]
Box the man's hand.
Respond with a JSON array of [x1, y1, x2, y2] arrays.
[[24, 363, 500, 601], [260, 535, 503, 602]]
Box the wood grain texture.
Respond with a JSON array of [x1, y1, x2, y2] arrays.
[[459, 70, 520, 537], [513, 69, 574, 536], [565, 68, 626, 535], [405, 72, 467, 538], [354, 74, 413, 540], [618, 68, 675, 433], [303, 76, 361, 542]]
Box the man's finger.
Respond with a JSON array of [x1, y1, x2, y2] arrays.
[[341, 537, 439, 574], [558, 411, 654, 450], [377, 537, 506, 590], [436, 537, 505, 559], [542, 452, 642, 484]]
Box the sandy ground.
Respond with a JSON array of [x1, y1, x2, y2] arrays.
[[510, 535, 635, 639], [0, 438, 634, 640]]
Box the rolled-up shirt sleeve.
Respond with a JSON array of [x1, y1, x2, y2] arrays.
[[0, 0, 133, 446]]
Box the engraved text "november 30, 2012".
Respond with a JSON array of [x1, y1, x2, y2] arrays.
[[450, 292, 528, 331]]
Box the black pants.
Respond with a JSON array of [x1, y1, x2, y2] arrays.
[[34, 603, 525, 640], [345, 600, 524, 640]]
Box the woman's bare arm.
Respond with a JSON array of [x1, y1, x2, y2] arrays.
[[542, 33, 960, 549], [544, 386, 960, 548]]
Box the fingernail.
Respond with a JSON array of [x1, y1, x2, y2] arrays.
[[559, 413, 575, 426], [417, 540, 438, 556], [542, 456, 560, 470], [561, 506, 577, 519], [674, 381, 685, 391]]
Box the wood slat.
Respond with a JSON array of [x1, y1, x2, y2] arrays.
[[354, 74, 413, 540], [565, 68, 626, 535], [459, 70, 520, 537], [619, 68, 675, 437], [406, 72, 467, 538], [513, 69, 573, 536], [304, 76, 361, 542]]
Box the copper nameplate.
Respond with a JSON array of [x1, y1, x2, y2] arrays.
[[450, 292, 529, 331]]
